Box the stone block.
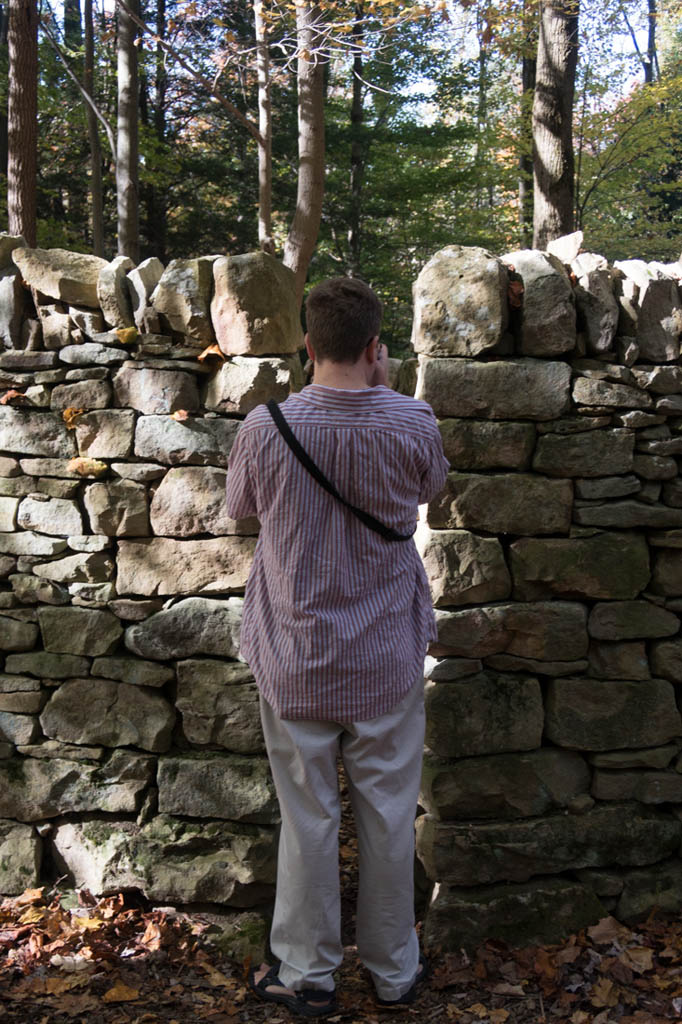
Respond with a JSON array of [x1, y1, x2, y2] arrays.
[[4, 651, 90, 678], [211, 253, 302, 356], [438, 419, 535, 470], [0, 535, 66, 563], [633, 454, 678, 479], [0, 614, 38, 651], [416, 804, 682, 885], [40, 311, 71, 349], [58, 342, 127, 367], [84, 479, 149, 536], [588, 600, 680, 639], [0, 673, 40, 692], [572, 378, 651, 408], [575, 475, 641, 499], [411, 246, 509, 356], [592, 770, 682, 803], [117, 537, 255, 596], [424, 673, 543, 757], [589, 746, 679, 769], [434, 601, 588, 660], [0, 713, 39, 744], [111, 461, 165, 483], [427, 473, 572, 535], [134, 414, 240, 466], [0, 496, 18, 531], [503, 249, 576, 355], [651, 638, 682, 683], [533, 429, 634, 477], [69, 305, 105, 335], [176, 659, 263, 753], [545, 677, 682, 750], [573, 263, 619, 355], [616, 861, 682, 920], [152, 256, 217, 343], [204, 355, 303, 414], [37, 606, 122, 655], [416, 356, 571, 420], [509, 532, 649, 601], [0, 690, 47, 713], [113, 363, 199, 415], [423, 878, 604, 952], [32, 551, 114, 584], [0, 267, 27, 349], [40, 678, 175, 752], [632, 364, 682, 393], [149, 466, 258, 537], [652, 549, 682, 596], [98, 255, 134, 328], [128, 257, 164, 328], [10, 574, 68, 605], [421, 748, 589, 820], [0, 407, 76, 458], [51, 815, 276, 906], [484, 654, 588, 676], [50, 380, 112, 411], [17, 495, 83, 536], [416, 528, 511, 607], [635, 276, 682, 362], [13, 247, 107, 306], [158, 754, 278, 823], [575, 501, 682, 529], [91, 656, 172, 688], [0, 819, 41, 892], [588, 641, 650, 679], [124, 597, 242, 660], [75, 409, 136, 459], [0, 750, 153, 821]]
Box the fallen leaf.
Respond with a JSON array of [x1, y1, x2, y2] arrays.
[[489, 1011, 509, 1023], [116, 326, 139, 345], [590, 976, 619, 1008], [199, 963, 236, 989], [67, 457, 108, 477], [491, 982, 525, 996], [62, 406, 85, 429], [0, 389, 28, 405], [102, 980, 140, 1003], [197, 343, 225, 363], [570, 1012, 591, 1024], [16, 887, 45, 906], [170, 409, 190, 421], [465, 1005, 490, 1019], [620, 946, 654, 973], [508, 280, 524, 308], [588, 916, 632, 945]]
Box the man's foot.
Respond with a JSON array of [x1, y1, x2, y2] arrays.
[[249, 963, 338, 1018], [375, 953, 430, 1008]]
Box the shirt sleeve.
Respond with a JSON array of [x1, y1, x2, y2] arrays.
[[418, 414, 450, 504], [225, 423, 258, 519]]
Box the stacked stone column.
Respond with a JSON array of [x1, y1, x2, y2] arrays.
[[413, 242, 682, 948]]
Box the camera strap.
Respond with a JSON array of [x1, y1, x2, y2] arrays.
[[266, 399, 415, 543]]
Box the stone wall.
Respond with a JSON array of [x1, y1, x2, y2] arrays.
[[3, 234, 682, 954], [413, 237, 682, 948]]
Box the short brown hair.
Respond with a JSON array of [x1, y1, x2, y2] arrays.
[[305, 277, 383, 363]]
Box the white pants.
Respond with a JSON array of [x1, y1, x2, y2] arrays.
[[259, 680, 425, 1001]]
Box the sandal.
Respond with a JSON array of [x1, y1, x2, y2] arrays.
[[375, 953, 430, 1007], [248, 963, 338, 1019]]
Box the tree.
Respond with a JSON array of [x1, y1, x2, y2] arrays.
[[7, 0, 37, 244], [532, 0, 579, 248], [117, 0, 139, 260]]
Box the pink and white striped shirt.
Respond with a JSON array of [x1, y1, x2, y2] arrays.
[[225, 384, 449, 721]]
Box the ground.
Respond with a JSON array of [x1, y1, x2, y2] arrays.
[[2, 776, 682, 1023]]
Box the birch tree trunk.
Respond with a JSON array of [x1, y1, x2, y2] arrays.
[[7, 0, 37, 245], [532, 0, 579, 249], [283, 1, 326, 307], [84, 0, 104, 255], [254, 0, 274, 254], [117, 0, 139, 261]]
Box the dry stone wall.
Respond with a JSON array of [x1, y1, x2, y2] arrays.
[[3, 233, 682, 955], [414, 236, 682, 949]]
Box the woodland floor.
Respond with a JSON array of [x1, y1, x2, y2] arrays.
[[2, 772, 682, 1023]]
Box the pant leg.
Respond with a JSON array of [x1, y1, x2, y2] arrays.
[[340, 680, 425, 1001], [259, 695, 343, 993]]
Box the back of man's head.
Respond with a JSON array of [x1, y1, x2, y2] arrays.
[[305, 277, 383, 364]]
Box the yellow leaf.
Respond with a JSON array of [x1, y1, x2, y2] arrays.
[[62, 407, 85, 429], [18, 906, 46, 925], [116, 326, 138, 345], [197, 343, 225, 363], [75, 916, 104, 931], [490, 1011, 509, 1024], [67, 457, 108, 478], [170, 409, 190, 421], [199, 963, 236, 988], [16, 887, 45, 906], [102, 980, 140, 1003]]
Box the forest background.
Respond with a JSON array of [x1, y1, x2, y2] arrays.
[[4, 0, 682, 354]]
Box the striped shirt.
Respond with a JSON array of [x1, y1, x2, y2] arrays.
[[225, 383, 449, 721]]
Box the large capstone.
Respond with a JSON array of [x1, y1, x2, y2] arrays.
[[211, 253, 302, 356], [151, 256, 217, 343], [13, 247, 107, 307], [502, 249, 575, 356]]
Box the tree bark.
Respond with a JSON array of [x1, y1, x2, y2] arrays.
[[0, 4, 9, 178], [347, 3, 364, 275], [283, 1, 326, 307], [7, 0, 37, 245], [645, 0, 657, 84], [519, 0, 537, 246], [85, 0, 104, 255], [117, 0, 140, 261], [532, 0, 579, 249], [254, 0, 274, 255]]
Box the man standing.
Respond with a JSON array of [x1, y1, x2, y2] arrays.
[[225, 277, 448, 1018]]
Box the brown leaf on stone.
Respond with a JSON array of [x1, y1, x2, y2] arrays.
[[171, 409, 190, 421], [116, 326, 139, 345], [67, 457, 108, 477], [0, 388, 29, 405], [62, 406, 85, 429], [102, 978, 141, 1003], [508, 280, 524, 309], [197, 343, 225, 363]]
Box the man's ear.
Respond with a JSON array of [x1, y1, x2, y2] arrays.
[[304, 333, 315, 361], [365, 335, 380, 362]]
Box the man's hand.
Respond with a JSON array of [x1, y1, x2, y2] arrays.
[[370, 342, 388, 388]]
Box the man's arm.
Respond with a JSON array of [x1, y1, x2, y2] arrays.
[[225, 425, 258, 519], [418, 414, 450, 504]]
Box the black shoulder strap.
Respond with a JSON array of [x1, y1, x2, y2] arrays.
[[266, 399, 415, 543]]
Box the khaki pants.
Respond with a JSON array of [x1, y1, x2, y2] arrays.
[[259, 680, 425, 1001]]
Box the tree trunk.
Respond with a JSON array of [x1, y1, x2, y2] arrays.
[[151, 0, 167, 260], [117, 0, 139, 261], [518, 0, 537, 246], [254, 0, 274, 254], [645, 0, 657, 84], [283, 1, 326, 307], [85, 0, 104, 255], [7, 0, 37, 245], [64, 0, 82, 50], [347, 3, 363, 275], [532, 0, 579, 249], [0, 5, 9, 178]]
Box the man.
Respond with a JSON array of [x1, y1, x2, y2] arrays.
[[225, 277, 449, 1018]]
